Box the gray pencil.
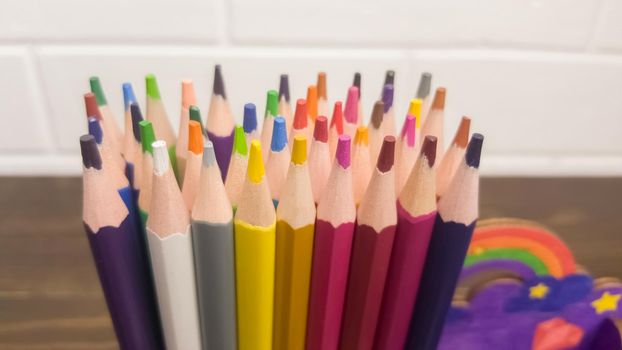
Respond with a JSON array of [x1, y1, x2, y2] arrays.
[[191, 141, 237, 350]]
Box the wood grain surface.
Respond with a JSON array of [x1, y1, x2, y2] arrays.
[[0, 177, 620, 349]]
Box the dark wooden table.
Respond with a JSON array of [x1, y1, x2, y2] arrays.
[[1, 177, 621, 349]]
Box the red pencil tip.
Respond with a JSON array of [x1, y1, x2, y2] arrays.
[[84, 93, 102, 120], [330, 101, 344, 134], [293, 99, 308, 129], [314, 116, 328, 143]]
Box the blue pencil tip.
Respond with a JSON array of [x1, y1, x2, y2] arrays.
[[87, 117, 103, 145], [465, 133, 484, 169], [122, 83, 137, 110], [271, 117, 287, 152], [243, 103, 258, 133]]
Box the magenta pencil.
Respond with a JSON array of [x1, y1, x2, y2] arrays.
[[343, 86, 359, 137], [340, 136, 397, 350], [373, 136, 438, 350], [306, 136, 356, 350]]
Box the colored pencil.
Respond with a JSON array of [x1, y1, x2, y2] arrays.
[[352, 126, 372, 205], [146, 140, 202, 350], [145, 74, 178, 181], [317, 72, 329, 117], [206, 65, 235, 180], [353, 72, 364, 123], [395, 114, 417, 195], [308, 116, 331, 204], [383, 69, 395, 87], [189, 105, 206, 137], [84, 93, 125, 171], [436, 116, 471, 199], [278, 74, 293, 134], [87, 118, 126, 188], [273, 136, 316, 350], [243, 103, 259, 146], [138, 120, 155, 226], [405, 133, 484, 350], [80, 135, 163, 350], [306, 135, 356, 350], [191, 141, 237, 350], [261, 90, 279, 161], [381, 84, 396, 137], [175, 80, 197, 179], [266, 117, 290, 205], [127, 102, 145, 222], [290, 99, 311, 152], [90, 77, 123, 154], [234, 140, 277, 350], [306, 84, 318, 124], [419, 87, 446, 160], [181, 121, 204, 211], [340, 136, 397, 350], [122, 83, 140, 184], [416, 72, 432, 125], [344, 86, 359, 137], [374, 136, 438, 350], [328, 101, 344, 160], [368, 100, 385, 168], [224, 125, 249, 208]]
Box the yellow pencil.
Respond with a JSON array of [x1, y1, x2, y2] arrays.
[[274, 136, 316, 350], [234, 140, 276, 350]]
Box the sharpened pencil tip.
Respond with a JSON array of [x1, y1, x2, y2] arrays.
[[152, 140, 170, 175], [401, 115, 416, 147], [87, 118, 103, 145], [80, 135, 102, 170], [370, 101, 384, 129], [354, 126, 369, 146], [293, 99, 308, 129], [279, 74, 290, 102], [130, 103, 143, 143], [139, 120, 155, 155], [313, 116, 328, 143], [416, 72, 432, 99], [344, 87, 359, 124], [203, 141, 217, 167], [377, 135, 396, 172], [243, 103, 257, 133], [271, 117, 287, 152], [145, 74, 161, 100], [336, 135, 351, 168], [84, 93, 102, 121], [381, 84, 394, 112], [233, 125, 248, 156], [331, 101, 344, 134], [188, 121, 204, 155], [306, 85, 318, 121], [466, 133, 484, 169], [421, 136, 437, 167], [317, 72, 327, 99], [266, 90, 279, 117], [89, 76, 107, 106], [182, 80, 196, 109], [248, 140, 265, 184], [213, 64, 227, 98], [408, 98, 423, 128], [432, 87, 446, 110], [122, 83, 137, 111], [353, 72, 361, 96], [292, 135, 307, 165], [384, 70, 395, 86], [189, 105, 204, 128], [454, 116, 471, 148]]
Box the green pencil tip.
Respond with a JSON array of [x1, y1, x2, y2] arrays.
[[145, 74, 161, 100], [233, 125, 248, 156], [189, 105, 203, 125], [266, 90, 278, 117], [89, 76, 107, 106], [139, 120, 155, 154]]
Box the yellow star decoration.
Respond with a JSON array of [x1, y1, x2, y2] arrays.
[[529, 283, 550, 299], [591, 292, 621, 314]]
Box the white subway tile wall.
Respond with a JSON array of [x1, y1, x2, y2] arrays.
[[0, 0, 621, 176]]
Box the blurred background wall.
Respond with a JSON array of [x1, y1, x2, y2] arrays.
[[0, 0, 621, 176]]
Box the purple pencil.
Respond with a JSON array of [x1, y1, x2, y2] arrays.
[[80, 135, 163, 350], [206, 64, 235, 180]]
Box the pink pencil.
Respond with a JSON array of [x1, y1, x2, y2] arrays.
[[308, 116, 331, 204], [306, 136, 356, 350], [343, 87, 359, 137], [374, 136, 438, 350]]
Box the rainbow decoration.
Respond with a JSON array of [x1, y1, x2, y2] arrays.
[[459, 218, 577, 290]]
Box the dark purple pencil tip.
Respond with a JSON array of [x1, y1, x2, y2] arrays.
[[384, 70, 395, 86], [370, 101, 384, 129], [466, 133, 484, 168], [353, 72, 361, 97], [279, 74, 290, 102], [381, 84, 394, 112], [80, 135, 102, 170], [213, 64, 226, 98], [130, 103, 143, 142], [336, 135, 351, 168], [376, 135, 396, 172], [314, 116, 328, 143], [421, 136, 437, 167]]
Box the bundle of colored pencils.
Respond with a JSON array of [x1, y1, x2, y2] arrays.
[[80, 67, 483, 350]]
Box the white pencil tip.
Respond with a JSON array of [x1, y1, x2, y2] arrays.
[[152, 140, 169, 175]]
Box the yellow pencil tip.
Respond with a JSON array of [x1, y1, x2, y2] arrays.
[[354, 126, 369, 146], [408, 98, 423, 128], [291, 135, 307, 165], [247, 140, 265, 183]]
